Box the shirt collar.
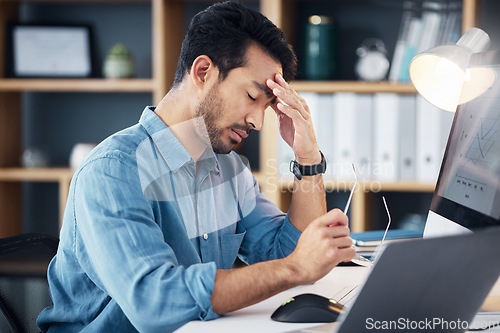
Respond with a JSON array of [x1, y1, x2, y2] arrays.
[[139, 106, 219, 174]]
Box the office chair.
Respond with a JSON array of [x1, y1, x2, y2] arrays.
[[0, 233, 58, 333]]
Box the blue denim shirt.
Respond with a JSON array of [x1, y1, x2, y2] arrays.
[[37, 107, 301, 332]]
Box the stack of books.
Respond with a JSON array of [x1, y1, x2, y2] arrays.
[[278, 92, 454, 184], [389, 0, 462, 83], [351, 229, 423, 255]]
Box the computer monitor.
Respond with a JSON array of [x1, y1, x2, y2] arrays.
[[424, 50, 500, 238]]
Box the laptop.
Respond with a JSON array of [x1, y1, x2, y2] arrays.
[[330, 227, 500, 332]]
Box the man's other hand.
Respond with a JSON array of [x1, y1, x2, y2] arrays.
[[285, 209, 356, 285]]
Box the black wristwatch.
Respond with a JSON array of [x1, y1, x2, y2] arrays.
[[290, 151, 326, 181]]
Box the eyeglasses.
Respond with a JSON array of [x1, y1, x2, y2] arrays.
[[344, 164, 392, 268]]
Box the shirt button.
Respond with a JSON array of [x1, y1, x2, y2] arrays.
[[203, 233, 208, 240]]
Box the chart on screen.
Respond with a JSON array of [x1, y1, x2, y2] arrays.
[[440, 83, 500, 220]]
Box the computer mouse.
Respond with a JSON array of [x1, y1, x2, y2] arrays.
[[270, 293, 344, 323]]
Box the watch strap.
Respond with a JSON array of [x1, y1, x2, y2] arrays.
[[290, 151, 326, 180]]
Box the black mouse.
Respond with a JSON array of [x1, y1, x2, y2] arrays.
[[271, 293, 344, 323]]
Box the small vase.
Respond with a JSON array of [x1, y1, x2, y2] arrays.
[[103, 43, 135, 79], [70, 143, 97, 170]]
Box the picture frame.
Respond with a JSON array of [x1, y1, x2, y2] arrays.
[[9, 24, 93, 78]]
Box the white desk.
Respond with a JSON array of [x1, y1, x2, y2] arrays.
[[175, 266, 370, 333], [175, 266, 500, 333]]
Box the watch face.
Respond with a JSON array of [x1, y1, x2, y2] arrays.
[[355, 51, 390, 81]]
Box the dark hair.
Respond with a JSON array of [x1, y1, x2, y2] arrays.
[[172, 1, 297, 87]]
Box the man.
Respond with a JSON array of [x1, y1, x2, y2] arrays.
[[37, 2, 355, 332]]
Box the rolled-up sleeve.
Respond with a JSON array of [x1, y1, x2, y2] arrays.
[[73, 155, 218, 332], [237, 189, 302, 265], [217, 153, 301, 265]]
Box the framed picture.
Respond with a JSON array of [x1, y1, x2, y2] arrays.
[[9, 25, 93, 78]]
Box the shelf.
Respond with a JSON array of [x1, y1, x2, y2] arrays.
[[291, 81, 417, 94], [0, 167, 434, 192], [279, 180, 435, 193], [3, 0, 150, 3], [0, 168, 74, 182], [0, 79, 155, 93], [372, 182, 436, 192]]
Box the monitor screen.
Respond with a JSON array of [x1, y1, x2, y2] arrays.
[[424, 50, 500, 237]]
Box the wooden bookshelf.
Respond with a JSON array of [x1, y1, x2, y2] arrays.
[[262, 0, 480, 232], [0, 0, 173, 236], [0, 0, 484, 237]]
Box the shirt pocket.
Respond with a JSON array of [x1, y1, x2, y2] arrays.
[[219, 231, 246, 269]]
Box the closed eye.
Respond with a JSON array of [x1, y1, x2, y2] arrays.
[[247, 93, 256, 102]]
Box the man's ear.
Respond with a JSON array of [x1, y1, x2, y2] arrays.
[[190, 55, 217, 88]]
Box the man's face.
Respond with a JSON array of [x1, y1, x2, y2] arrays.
[[195, 44, 282, 154]]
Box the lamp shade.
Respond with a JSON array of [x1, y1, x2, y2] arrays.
[[409, 28, 492, 111]]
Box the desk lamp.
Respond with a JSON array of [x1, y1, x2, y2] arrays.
[[409, 27, 495, 111]]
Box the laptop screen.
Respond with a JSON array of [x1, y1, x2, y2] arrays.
[[425, 50, 500, 237]]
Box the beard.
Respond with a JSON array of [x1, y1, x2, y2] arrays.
[[195, 84, 249, 154]]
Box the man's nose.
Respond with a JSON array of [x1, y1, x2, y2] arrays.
[[246, 105, 266, 131]]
